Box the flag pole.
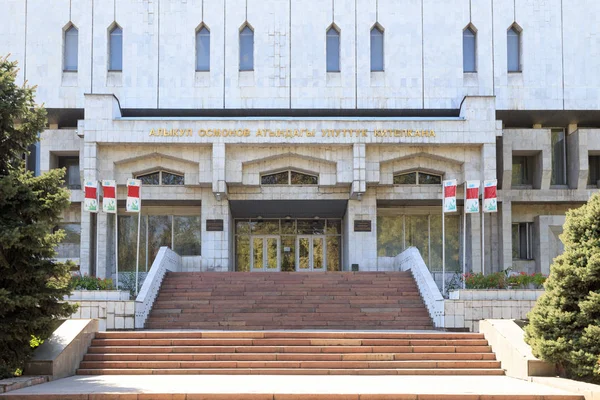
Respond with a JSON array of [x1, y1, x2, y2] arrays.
[[115, 210, 119, 289], [462, 205, 467, 289], [135, 210, 140, 296], [442, 208, 446, 295], [481, 211, 485, 275]]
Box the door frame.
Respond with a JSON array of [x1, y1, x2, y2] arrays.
[[250, 235, 281, 272], [295, 235, 327, 272]]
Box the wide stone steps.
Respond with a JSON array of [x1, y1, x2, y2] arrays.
[[146, 271, 434, 330], [76, 331, 505, 376]]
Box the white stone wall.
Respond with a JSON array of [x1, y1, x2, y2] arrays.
[[67, 300, 135, 331], [445, 289, 545, 332], [2, 0, 599, 110]]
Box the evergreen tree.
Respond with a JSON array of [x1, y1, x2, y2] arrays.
[[0, 56, 76, 378], [525, 193, 600, 383]]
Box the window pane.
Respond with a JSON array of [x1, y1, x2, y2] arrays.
[[370, 27, 384, 71], [236, 220, 251, 234], [236, 235, 250, 272], [281, 236, 295, 272], [290, 171, 318, 185], [64, 26, 78, 71], [512, 156, 528, 185], [55, 223, 81, 259], [281, 219, 296, 234], [512, 224, 520, 259], [463, 28, 476, 72], [326, 220, 341, 234], [326, 28, 340, 72], [240, 26, 254, 71], [109, 26, 123, 71], [589, 156, 600, 186], [138, 172, 160, 185], [326, 236, 341, 271], [551, 129, 566, 185], [196, 27, 210, 71], [118, 215, 138, 271], [250, 220, 279, 234], [406, 215, 429, 268], [162, 172, 184, 185], [507, 28, 520, 72], [394, 172, 417, 184], [58, 156, 80, 189], [418, 172, 442, 185], [297, 219, 324, 235], [376, 215, 404, 257], [519, 222, 529, 260], [261, 171, 288, 185], [147, 215, 172, 269], [173, 216, 201, 256]]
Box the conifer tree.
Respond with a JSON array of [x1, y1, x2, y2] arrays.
[[0, 56, 76, 378], [525, 193, 600, 383]]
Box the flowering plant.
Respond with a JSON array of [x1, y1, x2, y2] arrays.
[[463, 270, 546, 289], [71, 274, 114, 290]]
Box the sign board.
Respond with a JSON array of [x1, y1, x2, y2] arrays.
[[354, 220, 372, 232], [84, 180, 98, 213], [206, 219, 224, 232], [483, 179, 498, 213], [126, 179, 142, 213], [102, 180, 117, 213], [465, 180, 480, 214], [443, 179, 457, 213]]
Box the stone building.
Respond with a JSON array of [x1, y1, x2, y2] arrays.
[[2, 0, 599, 291]]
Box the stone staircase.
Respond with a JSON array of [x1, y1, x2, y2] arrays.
[[145, 271, 434, 330], [77, 331, 504, 376]]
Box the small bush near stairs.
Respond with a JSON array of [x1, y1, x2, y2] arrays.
[[525, 193, 600, 384]]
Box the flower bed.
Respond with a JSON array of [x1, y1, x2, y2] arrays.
[[463, 271, 546, 289]]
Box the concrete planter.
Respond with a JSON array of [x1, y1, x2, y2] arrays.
[[448, 289, 544, 301], [65, 290, 131, 301]]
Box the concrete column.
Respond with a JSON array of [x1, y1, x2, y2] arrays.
[[212, 143, 227, 199], [351, 143, 366, 199], [345, 190, 377, 271], [501, 200, 513, 271], [80, 142, 98, 276], [201, 190, 231, 272]]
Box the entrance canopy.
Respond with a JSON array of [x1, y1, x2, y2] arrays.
[[229, 200, 347, 219]]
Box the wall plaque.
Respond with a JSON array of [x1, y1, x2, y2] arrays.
[[206, 219, 224, 232], [354, 220, 372, 232]]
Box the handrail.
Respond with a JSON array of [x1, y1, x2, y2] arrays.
[[134, 247, 181, 329], [394, 247, 445, 328]]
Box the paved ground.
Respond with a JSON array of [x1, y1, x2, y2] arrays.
[[0, 375, 580, 398]]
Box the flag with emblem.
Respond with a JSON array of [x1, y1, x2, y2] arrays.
[[483, 179, 498, 213], [443, 179, 457, 213], [102, 180, 117, 213], [84, 180, 98, 213], [126, 179, 142, 213], [465, 180, 480, 213]]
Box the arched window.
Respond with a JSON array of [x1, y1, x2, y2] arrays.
[[507, 24, 522, 72], [261, 170, 318, 185], [109, 25, 123, 71], [136, 170, 184, 186], [393, 171, 442, 185], [239, 25, 254, 71], [370, 25, 384, 72], [326, 25, 340, 72], [463, 26, 476, 73], [196, 26, 210, 71], [64, 25, 79, 71]]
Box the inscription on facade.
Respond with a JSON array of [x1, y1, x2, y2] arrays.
[[354, 220, 372, 232], [206, 219, 224, 232], [148, 128, 436, 139]]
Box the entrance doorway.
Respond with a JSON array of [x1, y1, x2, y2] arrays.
[[251, 236, 280, 271], [297, 235, 326, 271], [235, 219, 342, 272]]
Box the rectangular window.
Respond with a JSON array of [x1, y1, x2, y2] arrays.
[[551, 129, 566, 186], [512, 222, 533, 260], [196, 27, 210, 71], [370, 27, 384, 72], [507, 27, 521, 72], [463, 28, 476, 73], [326, 28, 340, 72], [512, 155, 533, 186], [58, 156, 80, 189], [55, 223, 81, 259], [239, 26, 254, 71], [589, 155, 600, 186], [64, 26, 79, 72], [109, 27, 123, 71], [173, 216, 201, 256]]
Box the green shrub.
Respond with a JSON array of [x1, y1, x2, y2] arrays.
[[71, 275, 114, 291], [525, 193, 600, 383], [463, 271, 546, 289]]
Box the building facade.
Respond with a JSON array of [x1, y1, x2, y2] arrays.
[[2, 0, 600, 290]]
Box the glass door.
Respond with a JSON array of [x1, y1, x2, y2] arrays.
[[296, 235, 326, 271], [251, 235, 280, 271]]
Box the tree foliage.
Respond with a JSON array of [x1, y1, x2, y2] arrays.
[[525, 193, 600, 383], [0, 56, 76, 378]]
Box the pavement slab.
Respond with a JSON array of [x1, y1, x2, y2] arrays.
[[0, 374, 583, 399]]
